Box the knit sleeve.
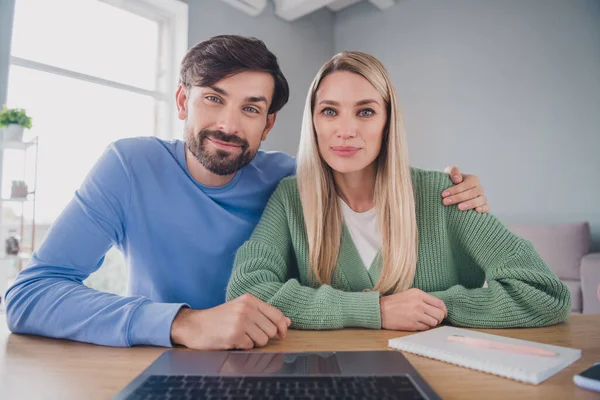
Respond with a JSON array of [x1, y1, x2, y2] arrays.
[[226, 179, 381, 330], [420, 171, 572, 328]]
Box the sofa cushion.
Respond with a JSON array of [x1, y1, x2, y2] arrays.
[[561, 279, 582, 313], [508, 223, 590, 281], [581, 253, 600, 314]]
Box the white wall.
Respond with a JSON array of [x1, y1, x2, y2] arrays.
[[334, 0, 600, 249], [186, 0, 334, 156]]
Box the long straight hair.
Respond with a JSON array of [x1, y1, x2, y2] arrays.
[[296, 52, 418, 295]]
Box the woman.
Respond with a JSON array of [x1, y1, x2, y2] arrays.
[[226, 51, 571, 331]]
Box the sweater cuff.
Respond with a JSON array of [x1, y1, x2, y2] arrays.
[[429, 290, 455, 321], [340, 290, 382, 329], [128, 301, 189, 347]]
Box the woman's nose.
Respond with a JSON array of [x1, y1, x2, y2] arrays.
[[336, 116, 358, 139]]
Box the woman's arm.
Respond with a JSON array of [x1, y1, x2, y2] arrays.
[[425, 174, 571, 328], [226, 179, 381, 330]]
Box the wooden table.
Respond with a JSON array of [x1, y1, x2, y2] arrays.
[[0, 313, 599, 400]]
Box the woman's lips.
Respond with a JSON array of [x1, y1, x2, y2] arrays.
[[331, 146, 361, 157]]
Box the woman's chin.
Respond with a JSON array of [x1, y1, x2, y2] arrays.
[[328, 163, 370, 176]]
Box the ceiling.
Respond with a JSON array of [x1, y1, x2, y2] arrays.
[[220, 0, 395, 21]]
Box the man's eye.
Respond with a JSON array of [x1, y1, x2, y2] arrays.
[[244, 107, 259, 114], [322, 108, 336, 117], [358, 109, 374, 117], [206, 96, 222, 103]]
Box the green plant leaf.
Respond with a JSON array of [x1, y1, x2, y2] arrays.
[[0, 104, 33, 129]]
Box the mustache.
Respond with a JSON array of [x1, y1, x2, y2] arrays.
[[199, 129, 248, 149]]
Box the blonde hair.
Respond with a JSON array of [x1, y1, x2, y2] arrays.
[[296, 51, 417, 295]]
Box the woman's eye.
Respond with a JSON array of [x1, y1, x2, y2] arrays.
[[243, 107, 259, 114], [358, 109, 374, 117], [206, 96, 222, 103], [322, 108, 337, 117]]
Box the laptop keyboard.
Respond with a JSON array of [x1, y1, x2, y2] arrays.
[[125, 375, 425, 399]]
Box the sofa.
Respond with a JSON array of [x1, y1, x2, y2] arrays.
[[509, 222, 600, 314]]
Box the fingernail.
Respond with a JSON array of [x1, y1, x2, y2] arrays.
[[442, 191, 450, 197], [286, 318, 291, 325], [443, 198, 452, 205], [459, 203, 467, 210], [453, 175, 460, 180]]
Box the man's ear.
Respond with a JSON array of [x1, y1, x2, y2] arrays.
[[175, 84, 188, 121], [261, 112, 277, 141]]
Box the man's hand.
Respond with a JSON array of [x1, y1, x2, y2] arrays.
[[442, 166, 490, 213], [380, 288, 447, 331], [170, 294, 291, 350]]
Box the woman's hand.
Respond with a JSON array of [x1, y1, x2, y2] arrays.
[[380, 288, 447, 331]]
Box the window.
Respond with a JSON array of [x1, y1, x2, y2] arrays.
[[3, 0, 188, 294]]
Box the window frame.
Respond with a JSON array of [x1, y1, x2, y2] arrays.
[[9, 0, 188, 139]]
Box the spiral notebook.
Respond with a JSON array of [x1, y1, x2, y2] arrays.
[[388, 326, 581, 385]]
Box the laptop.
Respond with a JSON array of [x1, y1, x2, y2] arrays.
[[112, 350, 440, 399]]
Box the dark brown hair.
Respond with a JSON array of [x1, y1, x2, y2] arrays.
[[179, 35, 289, 114]]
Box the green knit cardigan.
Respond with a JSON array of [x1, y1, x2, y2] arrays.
[[226, 168, 571, 330]]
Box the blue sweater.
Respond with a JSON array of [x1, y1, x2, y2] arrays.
[[5, 137, 295, 347]]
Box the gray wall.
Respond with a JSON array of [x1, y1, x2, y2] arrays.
[[335, 0, 600, 249], [1, 0, 598, 248], [0, 0, 14, 106], [186, 0, 334, 156]]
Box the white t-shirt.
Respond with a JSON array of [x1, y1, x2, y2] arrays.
[[339, 199, 382, 270]]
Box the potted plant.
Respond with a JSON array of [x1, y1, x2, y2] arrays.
[[0, 105, 33, 141], [11, 180, 28, 198]]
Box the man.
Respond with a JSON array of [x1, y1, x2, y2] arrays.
[[5, 35, 489, 350]]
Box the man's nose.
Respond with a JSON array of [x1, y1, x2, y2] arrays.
[[216, 106, 242, 135]]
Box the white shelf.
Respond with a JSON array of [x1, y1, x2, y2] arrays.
[[0, 197, 31, 203], [0, 138, 37, 151], [0, 191, 34, 202], [0, 133, 39, 260], [0, 252, 32, 260]]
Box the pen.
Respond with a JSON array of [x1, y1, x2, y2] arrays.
[[447, 335, 558, 357]]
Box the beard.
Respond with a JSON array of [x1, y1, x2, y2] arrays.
[[186, 128, 257, 176]]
